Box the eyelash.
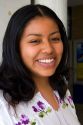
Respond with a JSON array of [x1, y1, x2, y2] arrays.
[[30, 40, 41, 44], [50, 38, 61, 42]]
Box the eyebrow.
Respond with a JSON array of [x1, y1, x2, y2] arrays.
[[50, 31, 60, 36], [27, 31, 60, 37]]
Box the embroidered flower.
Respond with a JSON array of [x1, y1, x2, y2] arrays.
[[21, 114, 29, 124], [59, 95, 75, 109], [62, 101, 68, 109], [58, 98, 68, 109], [16, 122, 21, 125], [54, 92, 74, 109], [15, 114, 36, 125], [32, 106, 39, 112], [32, 101, 52, 118], [37, 101, 45, 110], [67, 96, 74, 108]]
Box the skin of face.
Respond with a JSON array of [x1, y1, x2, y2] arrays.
[[20, 17, 63, 81]]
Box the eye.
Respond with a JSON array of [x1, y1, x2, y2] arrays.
[[50, 37, 61, 42], [29, 39, 41, 44]]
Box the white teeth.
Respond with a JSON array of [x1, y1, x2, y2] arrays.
[[38, 59, 54, 63]]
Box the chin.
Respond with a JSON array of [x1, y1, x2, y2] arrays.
[[39, 71, 55, 77]]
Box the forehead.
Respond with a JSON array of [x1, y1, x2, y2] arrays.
[[22, 16, 59, 36]]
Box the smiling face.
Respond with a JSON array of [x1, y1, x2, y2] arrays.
[[20, 17, 63, 80]]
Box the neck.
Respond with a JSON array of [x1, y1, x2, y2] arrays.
[[33, 76, 52, 93]]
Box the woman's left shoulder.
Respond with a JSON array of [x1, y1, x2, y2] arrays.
[[65, 89, 74, 103], [65, 89, 74, 104], [63, 89, 76, 110]]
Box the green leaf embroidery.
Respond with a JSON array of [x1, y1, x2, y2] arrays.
[[31, 122, 36, 125], [62, 102, 68, 109], [47, 107, 52, 112], [39, 112, 45, 117], [31, 119, 36, 125]]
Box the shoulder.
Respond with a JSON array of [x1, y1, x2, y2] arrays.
[[0, 90, 6, 106], [0, 90, 13, 125], [0, 91, 39, 125], [65, 89, 74, 105], [64, 89, 75, 107], [14, 93, 43, 125], [61, 89, 78, 115], [55, 89, 75, 110]]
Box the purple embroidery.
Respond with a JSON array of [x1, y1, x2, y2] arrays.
[[67, 96, 72, 103], [59, 95, 74, 109], [32, 101, 52, 118], [32, 106, 39, 112], [32, 101, 45, 112], [67, 96, 74, 108], [16, 122, 21, 125], [16, 92, 74, 124], [54, 92, 74, 109], [21, 115, 29, 124], [16, 114, 30, 125], [37, 101, 45, 110]]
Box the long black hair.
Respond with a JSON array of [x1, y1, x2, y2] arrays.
[[0, 4, 69, 105]]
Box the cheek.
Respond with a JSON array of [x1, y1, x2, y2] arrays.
[[20, 46, 39, 64], [55, 43, 63, 56], [59, 45, 63, 56]]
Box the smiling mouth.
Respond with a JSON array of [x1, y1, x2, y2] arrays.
[[37, 58, 55, 64]]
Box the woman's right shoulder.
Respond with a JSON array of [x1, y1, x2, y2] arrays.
[[0, 90, 8, 111], [0, 90, 14, 125], [0, 90, 5, 103]]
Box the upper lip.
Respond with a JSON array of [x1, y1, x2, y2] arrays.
[[37, 56, 55, 60]]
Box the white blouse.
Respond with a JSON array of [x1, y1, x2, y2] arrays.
[[0, 90, 81, 125]]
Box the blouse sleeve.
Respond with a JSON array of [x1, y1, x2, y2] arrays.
[[0, 99, 13, 125], [65, 89, 78, 116]]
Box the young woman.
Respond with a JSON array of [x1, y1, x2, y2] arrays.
[[0, 4, 81, 125]]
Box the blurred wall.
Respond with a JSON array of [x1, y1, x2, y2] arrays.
[[0, 0, 31, 62]]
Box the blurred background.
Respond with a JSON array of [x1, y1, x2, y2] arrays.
[[68, 0, 83, 124]]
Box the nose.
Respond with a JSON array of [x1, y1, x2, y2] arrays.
[[41, 40, 54, 54]]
